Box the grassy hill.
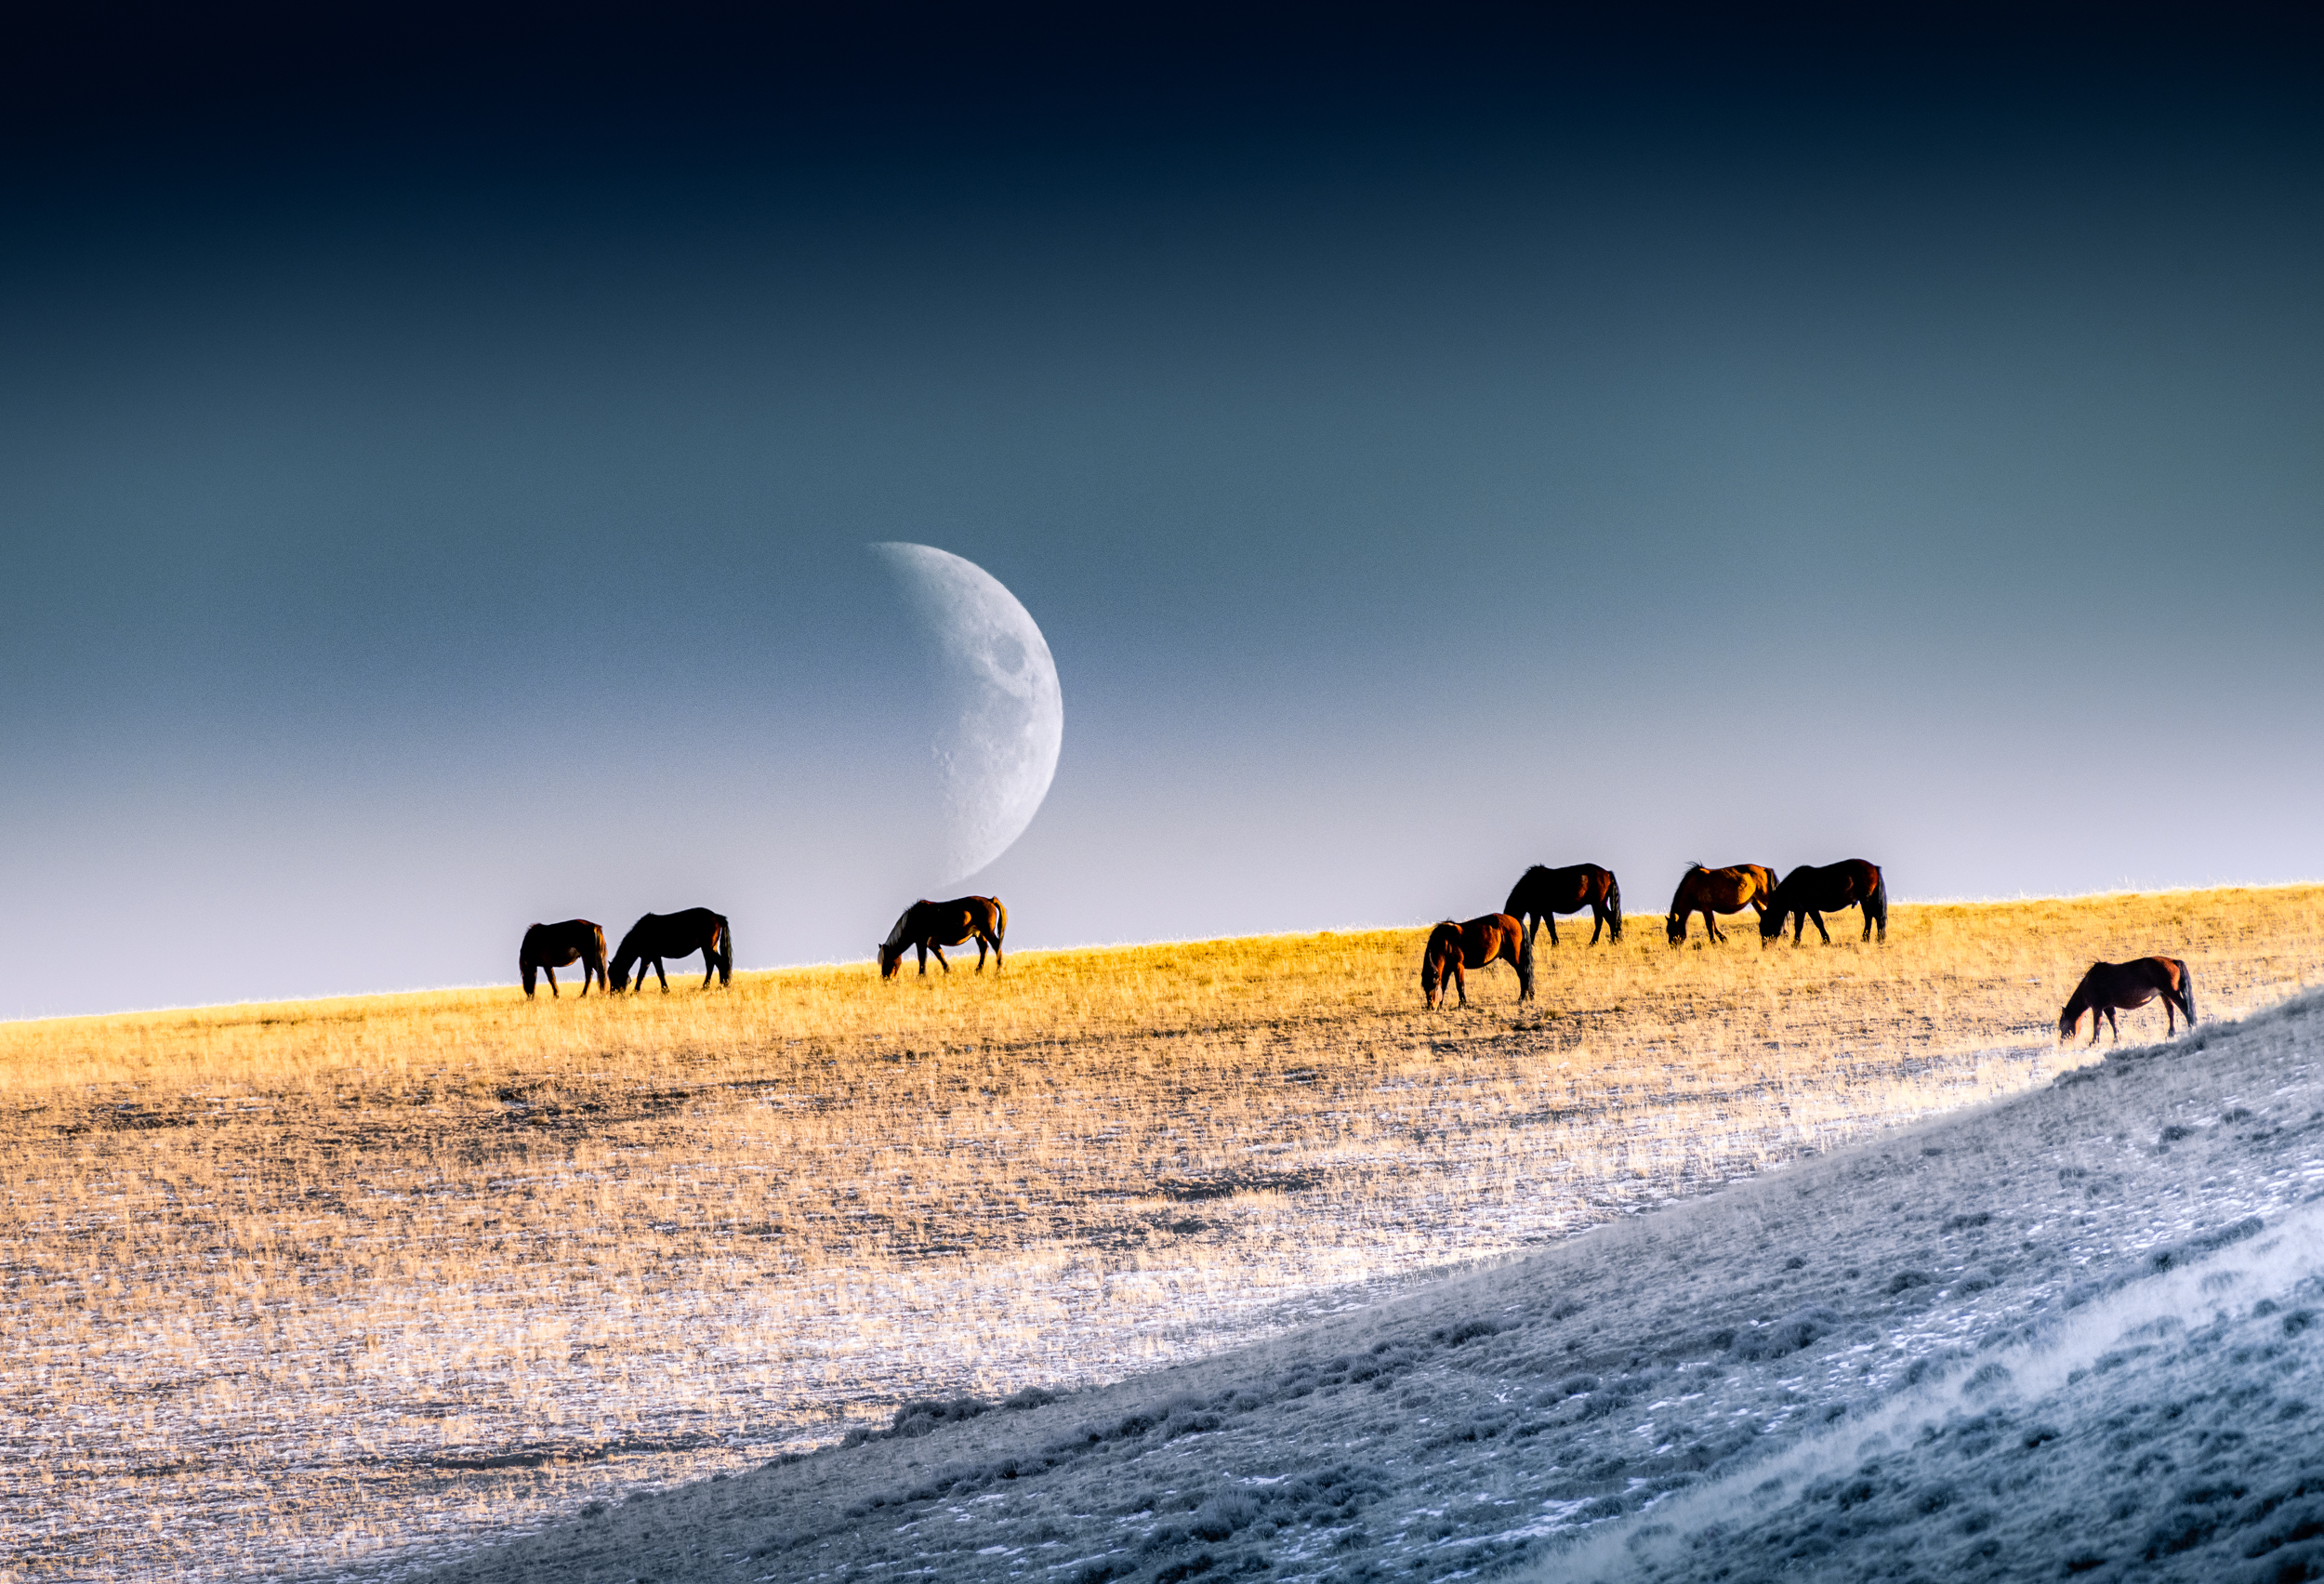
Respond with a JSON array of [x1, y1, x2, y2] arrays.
[[3, 885, 2321, 1578]]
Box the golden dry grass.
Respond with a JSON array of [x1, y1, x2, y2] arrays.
[[5, 884, 2322, 1580]]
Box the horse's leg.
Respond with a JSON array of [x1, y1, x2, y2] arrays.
[[916, 943, 929, 975], [2106, 1007, 2119, 1043], [1706, 910, 1723, 944], [1454, 958, 1467, 1008], [974, 937, 988, 973], [545, 965, 560, 998], [932, 944, 951, 973], [1545, 913, 1559, 948], [654, 957, 670, 992], [1809, 910, 1830, 944], [1589, 905, 1604, 945]]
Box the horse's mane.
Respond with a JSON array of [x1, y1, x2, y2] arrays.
[[1684, 862, 1705, 874], [882, 908, 916, 950]]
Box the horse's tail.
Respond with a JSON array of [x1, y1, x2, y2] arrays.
[[1516, 914, 1535, 999], [1606, 875, 1622, 942], [2176, 959, 2196, 1025], [716, 915, 733, 985], [990, 896, 1008, 945], [1868, 867, 1888, 939], [520, 925, 539, 997]]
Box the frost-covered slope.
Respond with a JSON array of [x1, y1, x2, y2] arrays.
[[398, 989, 2324, 1584]]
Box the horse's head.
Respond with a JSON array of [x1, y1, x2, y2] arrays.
[[1419, 925, 1455, 1008], [878, 941, 905, 980], [608, 960, 631, 992], [1758, 905, 1786, 943], [1666, 913, 1686, 945]]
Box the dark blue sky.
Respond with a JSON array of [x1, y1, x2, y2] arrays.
[[5, 7, 2320, 1016]]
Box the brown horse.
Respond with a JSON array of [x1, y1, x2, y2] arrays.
[[2059, 957, 2196, 1045], [879, 896, 1007, 979], [1503, 864, 1622, 947], [1421, 913, 1532, 1009], [520, 919, 608, 997], [1665, 864, 1779, 944], [611, 908, 733, 992], [1760, 860, 1888, 944]]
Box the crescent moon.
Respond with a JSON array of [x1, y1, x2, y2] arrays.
[[870, 543, 1063, 882]]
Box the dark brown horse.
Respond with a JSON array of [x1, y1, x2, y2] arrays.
[[1665, 864, 1780, 944], [2059, 957, 2196, 1045], [879, 896, 1007, 979], [1504, 864, 1622, 947], [520, 919, 607, 997], [1421, 913, 1532, 1009], [1759, 860, 1888, 944], [611, 908, 733, 992]]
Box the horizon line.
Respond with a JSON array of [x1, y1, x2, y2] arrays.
[[6, 878, 2319, 1029]]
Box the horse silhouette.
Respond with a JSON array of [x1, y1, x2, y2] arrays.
[[2060, 957, 2196, 1044], [520, 919, 607, 997], [1759, 861, 1887, 945], [1503, 864, 1622, 947], [611, 909, 733, 992], [1665, 864, 1779, 944], [1421, 914, 1532, 1009], [879, 897, 1007, 979]]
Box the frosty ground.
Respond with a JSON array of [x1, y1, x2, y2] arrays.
[[387, 985, 2324, 1584]]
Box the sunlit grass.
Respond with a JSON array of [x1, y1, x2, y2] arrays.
[[4, 884, 2320, 1578]]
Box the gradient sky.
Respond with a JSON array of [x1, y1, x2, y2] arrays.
[[4, 7, 2320, 1018]]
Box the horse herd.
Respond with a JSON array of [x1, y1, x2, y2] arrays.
[[518, 909, 734, 997], [1421, 857, 2196, 1047], [518, 897, 1006, 997], [519, 864, 2198, 1048], [1419, 859, 1889, 1010]]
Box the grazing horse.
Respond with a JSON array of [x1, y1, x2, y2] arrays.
[[520, 919, 608, 997], [1504, 864, 1623, 947], [1665, 864, 1780, 944], [878, 896, 1007, 979], [1421, 913, 1533, 1009], [1759, 860, 1888, 945], [2059, 957, 2196, 1045], [610, 908, 733, 992]]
